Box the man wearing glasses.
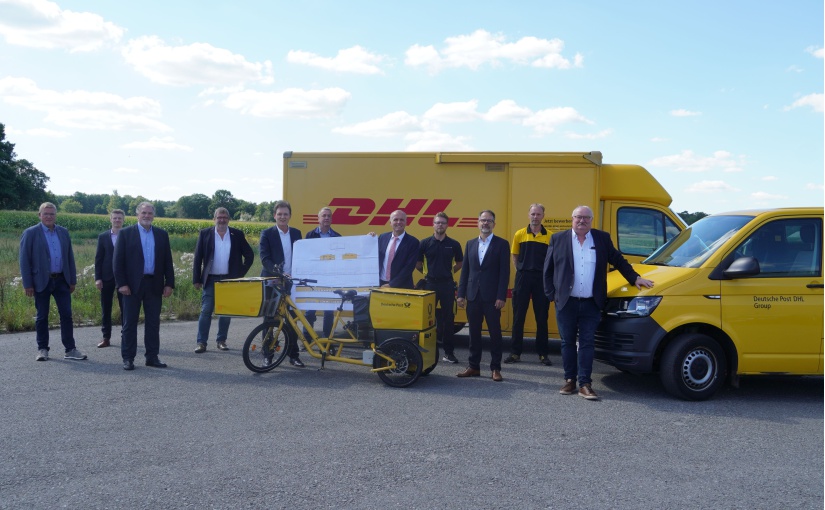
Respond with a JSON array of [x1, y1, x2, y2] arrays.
[[543, 205, 654, 400], [417, 212, 464, 363], [456, 210, 510, 382]]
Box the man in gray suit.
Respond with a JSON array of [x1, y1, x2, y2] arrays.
[[543, 205, 654, 400], [19, 202, 87, 362]]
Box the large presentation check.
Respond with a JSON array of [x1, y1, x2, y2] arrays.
[[291, 235, 379, 311]]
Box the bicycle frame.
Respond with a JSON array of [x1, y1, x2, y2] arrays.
[[264, 281, 399, 372]]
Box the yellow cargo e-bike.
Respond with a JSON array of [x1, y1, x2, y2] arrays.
[[219, 268, 438, 388]]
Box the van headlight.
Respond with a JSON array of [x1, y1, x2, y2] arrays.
[[605, 296, 662, 318]]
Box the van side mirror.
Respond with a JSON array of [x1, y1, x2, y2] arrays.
[[722, 256, 760, 279]]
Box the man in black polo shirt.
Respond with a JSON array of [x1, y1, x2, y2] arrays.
[[416, 212, 464, 363], [505, 203, 552, 366]]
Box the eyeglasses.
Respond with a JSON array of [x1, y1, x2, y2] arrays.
[[573, 215, 592, 221], [478, 219, 494, 223]]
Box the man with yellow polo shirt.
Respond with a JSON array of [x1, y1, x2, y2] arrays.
[[505, 203, 552, 366]]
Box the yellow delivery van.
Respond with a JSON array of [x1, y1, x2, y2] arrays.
[[595, 207, 824, 400], [284, 151, 686, 337]]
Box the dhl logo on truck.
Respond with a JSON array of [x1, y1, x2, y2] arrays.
[[301, 198, 479, 227]]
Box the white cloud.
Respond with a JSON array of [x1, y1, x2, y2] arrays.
[[751, 191, 789, 201], [113, 167, 140, 174], [484, 99, 533, 122], [650, 137, 669, 142], [648, 150, 745, 173], [333, 111, 421, 137], [805, 182, 824, 190], [0, 0, 123, 52], [784, 93, 824, 113], [685, 180, 739, 193], [220, 87, 351, 118], [423, 100, 481, 123], [522, 106, 593, 134], [7, 126, 70, 137], [0, 76, 171, 131], [121, 136, 193, 151], [405, 29, 583, 72], [335, 99, 592, 139], [404, 131, 473, 151], [566, 128, 613, 140], [670, 109, 701, 117], [287, 45, 385, 74], [806, 46, 824, 58], [122, 35, 273, 86]]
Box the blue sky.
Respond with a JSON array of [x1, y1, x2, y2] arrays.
[[0, 0, 822, 214]]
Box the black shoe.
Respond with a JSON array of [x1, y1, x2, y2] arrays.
[[123, 359, 135, 371], [503, 354, 520, 364], [145, 358, 168, 368], [289, 357, 305, 368], [539, 355, 553, 366]]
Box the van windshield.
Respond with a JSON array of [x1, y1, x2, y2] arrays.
[[642, 215, 752, 268]]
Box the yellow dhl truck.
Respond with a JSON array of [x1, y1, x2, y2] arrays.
[[283, 151, 686, 336], [595, 207, 824, 400]]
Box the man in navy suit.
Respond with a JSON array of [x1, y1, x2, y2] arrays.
[[377, 210, 419, 289], [94, 209, 125, 348], [259, 200, 304, 366], [114, 202, 175, 371], [456, 210, 510, 382], [193, 207, 254, 353], [544, 205, 654, 400], [19, 202, 87, 362]]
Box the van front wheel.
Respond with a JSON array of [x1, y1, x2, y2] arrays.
[[660, 333, 727, 401]]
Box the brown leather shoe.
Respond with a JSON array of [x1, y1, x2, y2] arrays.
[[97, 339, 110, 348], [579, 383, 600, 400], [456, 367, 481, 377], [492, 370, 503, 382], [559, 379, 576, 395]]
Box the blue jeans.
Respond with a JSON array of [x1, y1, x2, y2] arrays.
[[34, 276, 76, 352], [555, 297, 602, 386], [197, 279, 231, 344]]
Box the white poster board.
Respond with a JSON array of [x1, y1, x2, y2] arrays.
[[291, 235, 379, 311]]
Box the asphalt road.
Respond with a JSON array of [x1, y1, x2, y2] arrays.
[[1, 319, 822, 509]]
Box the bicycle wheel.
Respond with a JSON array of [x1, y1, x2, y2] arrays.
[[373, 338, 423, 388], [242, 321, 293, 373]]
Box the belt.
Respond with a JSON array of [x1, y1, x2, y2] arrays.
[[426, 277, 454, 283], [50, 273, 62, 279], [210, 274, 229, 279], [143, 274, 154, 279], [570, 296, 593, 301]]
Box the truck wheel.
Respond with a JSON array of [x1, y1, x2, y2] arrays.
[[660, 333, 727, 400]]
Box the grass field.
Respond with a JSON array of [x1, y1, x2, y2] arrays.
[[1, 211, 267, 333]]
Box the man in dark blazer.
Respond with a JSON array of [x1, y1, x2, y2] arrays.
[[193, 207, 254, 353], [114, 202, 175, 371], [377, 210, 419, 289], [456, 210, 510, 382], [94, 209, 125, 348], [259, 200, 304, 366], [19, 202, 87, 362], [543, 205, 654, 400]]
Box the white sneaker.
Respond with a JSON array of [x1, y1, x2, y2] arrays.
[[36, 349, 49, 361]]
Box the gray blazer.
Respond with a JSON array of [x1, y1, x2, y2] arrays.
[[19, 223, 76, 292]]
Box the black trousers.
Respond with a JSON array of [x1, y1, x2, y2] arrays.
[[100, 278, 123, 339], [424, 280, 456, 354], [509, 271, 550, 356]]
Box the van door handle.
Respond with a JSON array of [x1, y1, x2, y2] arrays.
[[806, 283, 824, 289]]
